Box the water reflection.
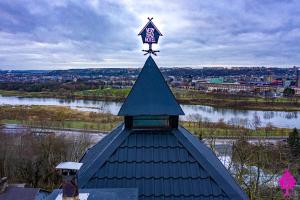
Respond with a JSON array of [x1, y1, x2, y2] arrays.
[[285, 112, 297, 119], [0, 95, 299, 128]]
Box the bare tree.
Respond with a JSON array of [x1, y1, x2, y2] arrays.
[[66, 133, 92, 161]]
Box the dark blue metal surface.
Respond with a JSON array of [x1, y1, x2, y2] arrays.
[[78, 127, 248, 199], [77, 55, 248, 199], [118, 56, 184, 116], [0, 186, 40, 200], [174, 127, 249, 199], [46, 188, 138, 200]]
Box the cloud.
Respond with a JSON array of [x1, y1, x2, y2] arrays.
[[0, 0, 299, 69]]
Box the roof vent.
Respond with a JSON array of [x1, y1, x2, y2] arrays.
[[56, 162, 83, 200]]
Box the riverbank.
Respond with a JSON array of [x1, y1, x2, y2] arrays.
[[0, 105, 122, 132], [0, 105, 293, 137], [1, 88, 300, 111]]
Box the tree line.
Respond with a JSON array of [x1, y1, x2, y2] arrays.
[[0, 128, 91, 190]]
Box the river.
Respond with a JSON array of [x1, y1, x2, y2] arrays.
[[1, 95, 299, 128]]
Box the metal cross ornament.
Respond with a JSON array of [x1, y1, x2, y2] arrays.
[[138, 17, 163, 56]]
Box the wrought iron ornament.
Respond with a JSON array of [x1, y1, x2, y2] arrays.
[[138, 17, 163, 56]]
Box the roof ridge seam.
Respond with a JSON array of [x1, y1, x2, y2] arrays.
[[118, 146, 185, 148], [78, 127, 131, 187], [105, 161, 198, 163], [139, 194, 227, 197], [91, 177, 211, 180], [93, 176, 211, 179], [173, 127, 248, 199]]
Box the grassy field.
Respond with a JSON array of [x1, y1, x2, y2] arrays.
[[182, 121, 291, 137], [0, 105, 121, 132], [172, 88, 300, 111], [0, 89, 56, 98], [74, 87, 131, 101], [2, 119, 118, 132], [1, 88, 300, 111], [0, 105, 293, 136]]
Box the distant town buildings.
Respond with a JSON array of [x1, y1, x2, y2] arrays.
[[1, 66, 300, 97]]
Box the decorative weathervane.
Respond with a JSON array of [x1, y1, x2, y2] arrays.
[[138, 17, 163, 56]]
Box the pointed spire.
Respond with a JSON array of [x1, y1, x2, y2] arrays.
[[118, 56, 184, 116]]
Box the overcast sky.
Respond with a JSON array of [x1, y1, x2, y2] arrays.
[[1, 0, 300, 70]]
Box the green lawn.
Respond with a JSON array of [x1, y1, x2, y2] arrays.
[[181, 121, 291, 137], [75, 87, 130, 99], [2, 118, 292, 137], [2, 119, 118, 132]]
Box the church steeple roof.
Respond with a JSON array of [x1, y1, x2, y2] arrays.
[[118, 56, 184, 116]]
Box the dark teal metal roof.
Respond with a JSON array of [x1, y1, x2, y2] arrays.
[[0, 186, 41, 200], [118, 56, 184, 116], [46, 188, 138, 200], [78, 124, 248, 200]]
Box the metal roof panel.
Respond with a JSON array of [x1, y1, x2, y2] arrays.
[[78, 128, 248, 199], [46, 188, 138, 200], [118, 56, 184, 116]]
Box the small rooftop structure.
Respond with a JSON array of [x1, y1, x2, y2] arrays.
[[55, 162, 83, 200], [77, 56, 248, 199], [48, 163, 138, 200], [56, 162, 83, 170]]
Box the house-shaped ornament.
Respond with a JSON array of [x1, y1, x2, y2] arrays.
[[138, 17, 162, 44], [139, 18, 162, 56]]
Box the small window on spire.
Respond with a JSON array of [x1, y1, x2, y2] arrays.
[[132, 115, 169, 129]]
